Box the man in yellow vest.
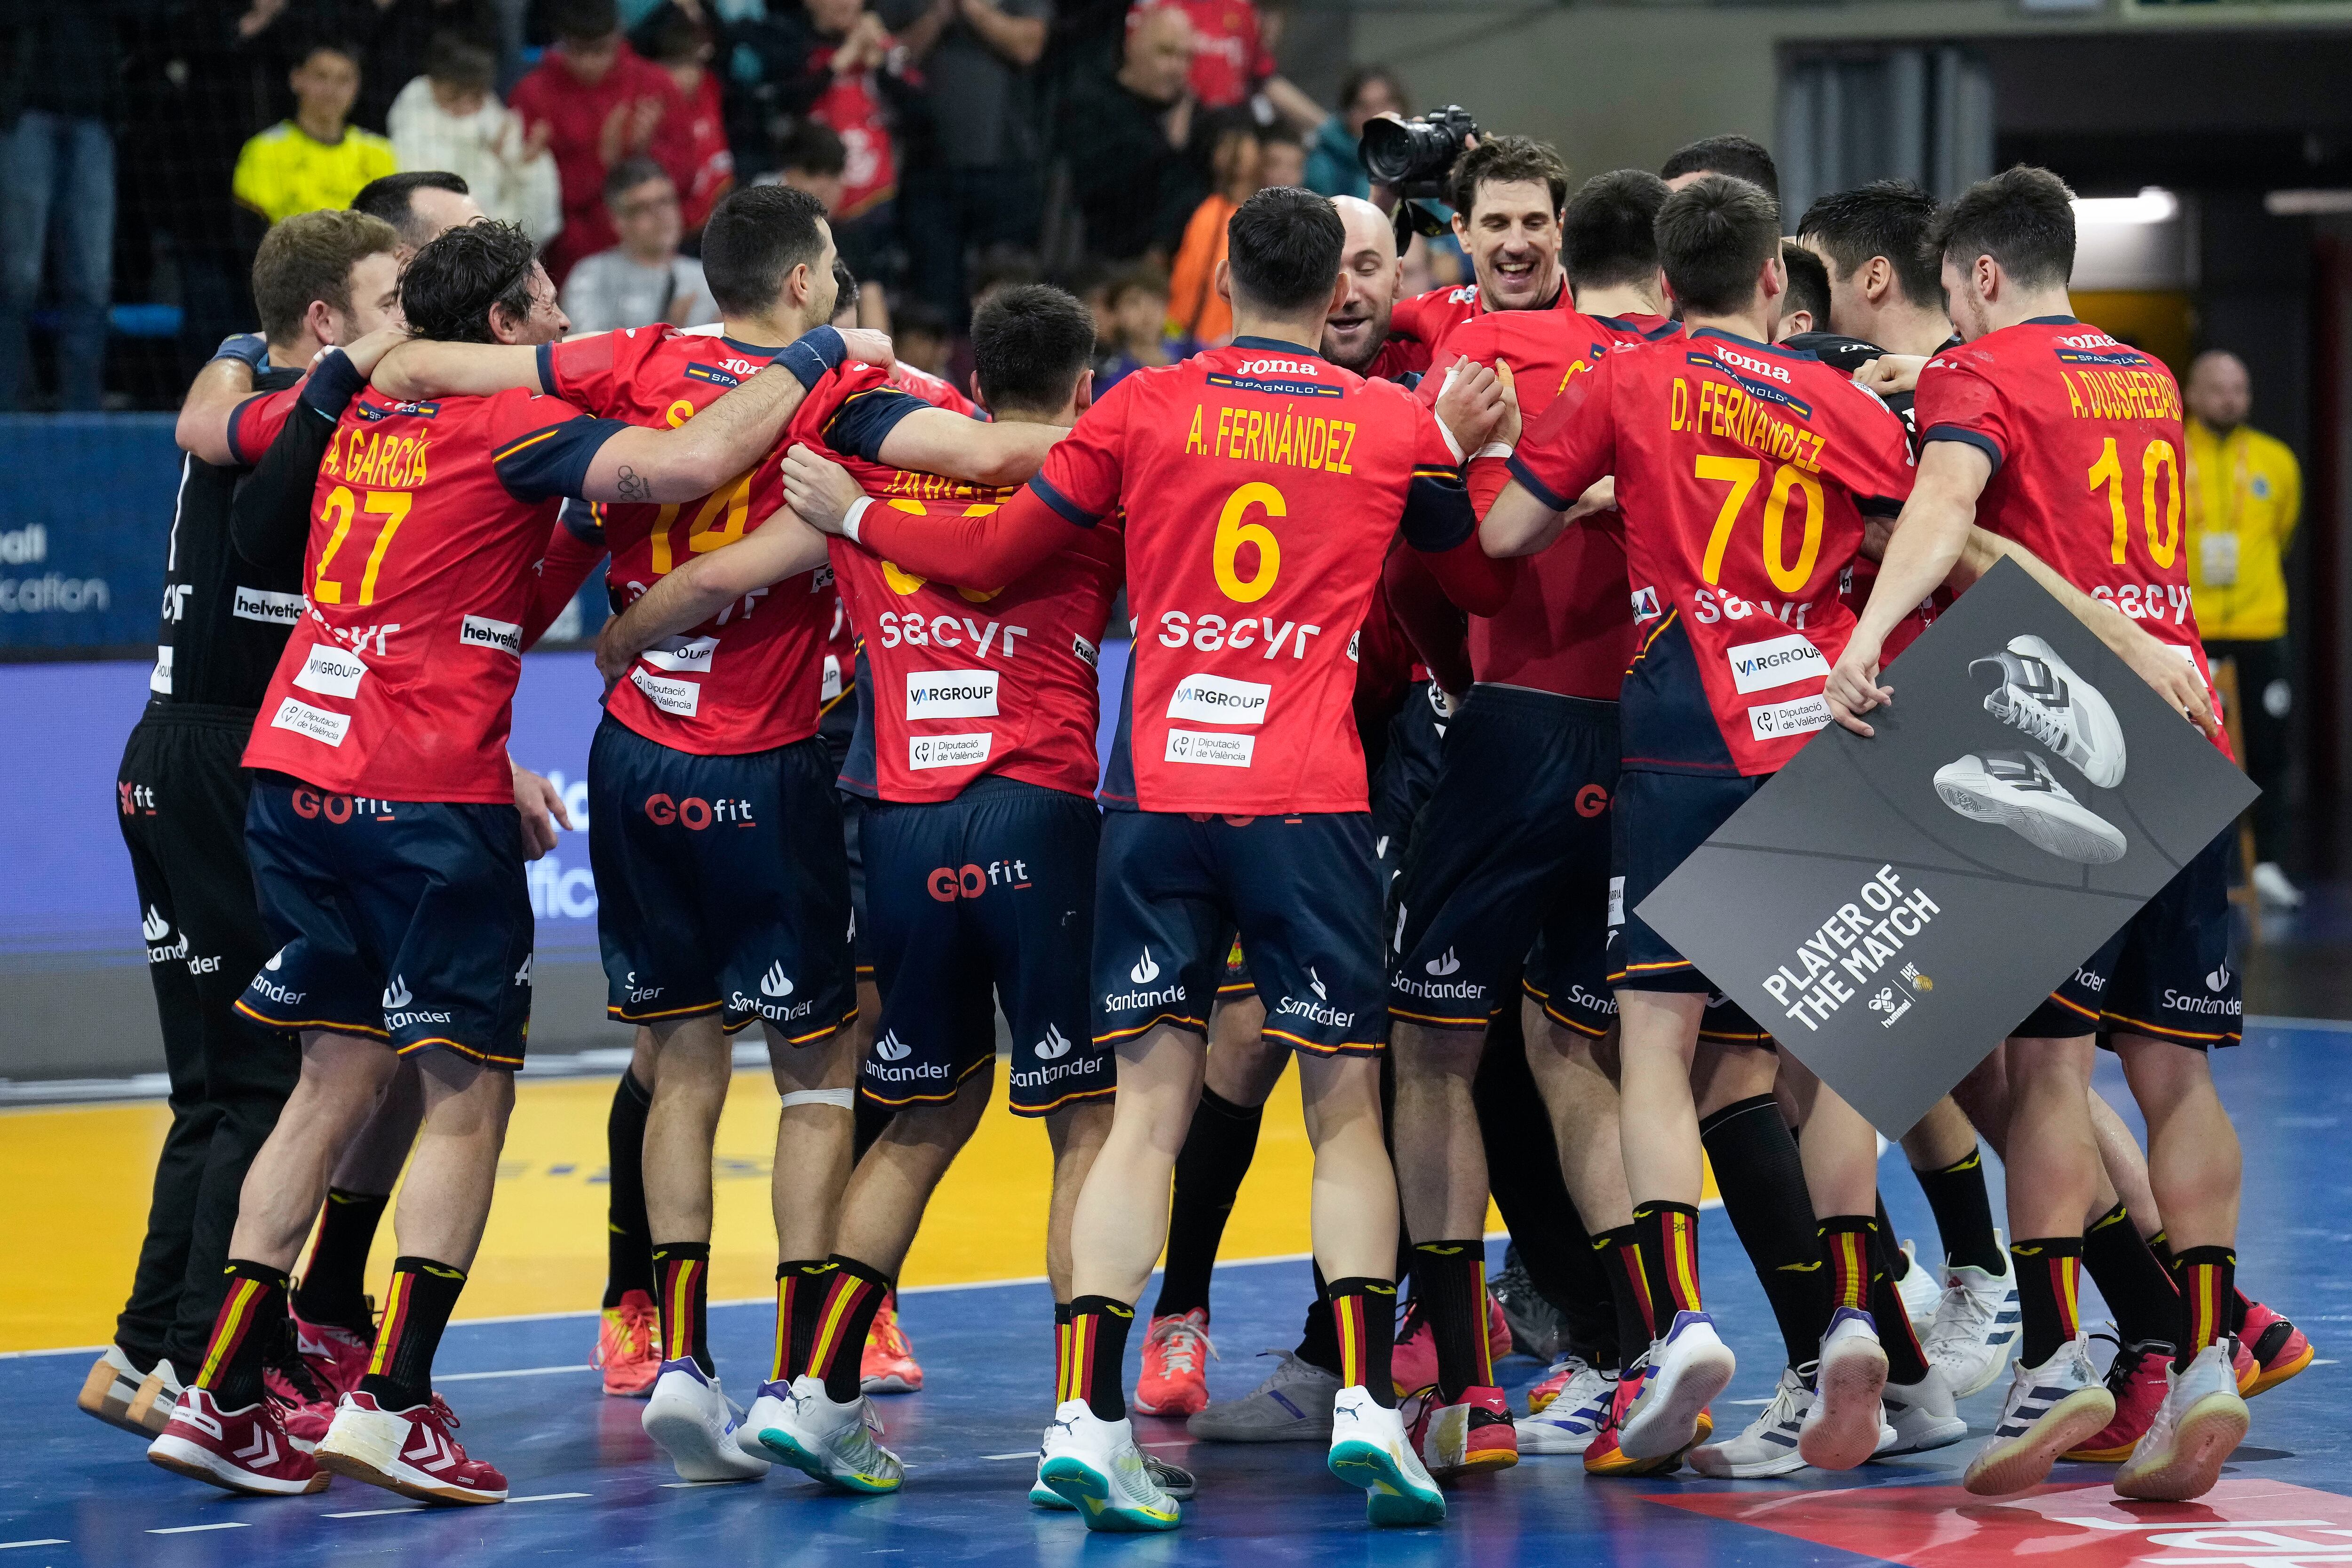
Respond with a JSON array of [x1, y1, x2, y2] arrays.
[[2184, 350, 2304, 907]]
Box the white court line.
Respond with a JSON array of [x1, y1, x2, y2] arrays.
[[148, 1522, 249, 1534], [325, 1506, 427, 1519], [979, 1451, 1037, 1462], [510, 1493, 590, 1504], [0, 1542, 69, 1552], [439, 1364, 596, 1383]]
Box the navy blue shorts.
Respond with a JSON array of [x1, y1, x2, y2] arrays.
[[1096, 810, 1384, 1057], [2011, 828, 2241, 1050], [1390, 686, 1619, 1038], [861, 777, 1112, 1116], [238, 776, 532, 1067], [841, 791, 874, 978], [588, 716, 856, 1044], [1608, 769, 1772, 1046], [1372, 680, 1451, 889]]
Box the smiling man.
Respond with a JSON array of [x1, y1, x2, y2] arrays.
[[1375, 135, 1572, 377]]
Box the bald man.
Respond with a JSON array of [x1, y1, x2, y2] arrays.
[[2183, 349, 2304, 906], [1068, 6, 1206, 262]]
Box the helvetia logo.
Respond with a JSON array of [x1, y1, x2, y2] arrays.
[[383, 975, 413, 1009], [875, 1029, 912, 1061], [1425, 948, 1460, 977], [1036, 1023, 1073, 1059], [1131, 948, 1161, 984], [2207, 963, 2230, 992], [142, 906, 170, 942], [1308, 966, 1328, 1000], [761, 962, 795, 998]]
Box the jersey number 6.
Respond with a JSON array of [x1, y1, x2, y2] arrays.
[[1215, 482, 1284, 603]]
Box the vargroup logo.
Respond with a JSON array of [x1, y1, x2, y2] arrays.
[[639, 634, 718, 673], [1036, 1023, 1073, 1060], [875, 1029, 913, 1061], [1131, 948, 1161, 984], [1166, 673, 1271, 726], [760, 962, 795, 999], [1725, 633, 1830, 695], [1425, 949, 1460, 977], [906, 668, 1000, 719]]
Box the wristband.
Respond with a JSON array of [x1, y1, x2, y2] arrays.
[[840, 495, 872, 545], [776, 325, 847, 390], [1472, 442, 1514, 462], [210, 332, 269, 371], [299, 347, 368, 421]]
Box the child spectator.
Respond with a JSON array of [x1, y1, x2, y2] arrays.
[[232, 42, 399, 223], [1161, 108, 1259, 345], [558, 156, 720, 332], [1096, 266, 1181, 390], [386, 32, 563, 248], [773, 118, 849, 217], [890, 299, 954, 377], [1259, 123, 1304, 189], [507, 0, 680, 284], [644, 9, 733, 234]]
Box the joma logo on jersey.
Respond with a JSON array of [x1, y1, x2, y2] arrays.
[[1234, 358, 1319, 380], [1700, 344, 1792, 384]]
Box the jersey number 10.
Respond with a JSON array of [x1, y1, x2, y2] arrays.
[[2087, 436, 2181, 570]]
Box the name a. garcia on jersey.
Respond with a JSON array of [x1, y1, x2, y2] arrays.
[[1184, 403, 1357, 473], [322, 426, 430, 487]]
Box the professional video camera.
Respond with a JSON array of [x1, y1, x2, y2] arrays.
[[1359, 106, 1478, 242]]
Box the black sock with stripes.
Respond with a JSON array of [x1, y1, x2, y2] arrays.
[[811, 1256, 892, 1403], [193, 1259, 289, 1409], [295, 1188, 389, 1338], [1063, 1296, 1135, 1421], [651, 1241, 713, 1375], [1324, 1278, 1398, 1408], [1595, 1225, 1655, 1370], [1699, 1095, 1820, 1368], [1411, 1240, 1490, 1402], [1867, 1220, 1932, 1384], [1877, 1193, 1908, 1281], [359, 1257, 466, 1411], [2082, 1202, 2179, 1350], [2170, 1246, 2237, 1371], [2011, 1237, 2084, 1367], [603, 1070, 655, 1309], [1913, 1146, 2005, 1275], [776, 1259, 831, 1383]]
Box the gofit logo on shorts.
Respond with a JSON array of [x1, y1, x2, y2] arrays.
[[291, 788, 395, 822], [906, 669, 999, 719], [1166, 673, 1271, 725], [927, 859, 1033, 901], [643, 794, 756, 828], [1575, 783, 1610, 818]]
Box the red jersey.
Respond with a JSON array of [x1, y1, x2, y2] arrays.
[[244, 387, 624, 800], [1033, 336, 1472, 813], [509, 43, 691, 284], [543, 326, 836, 756], [1376, 279, 1575, 382], [1435, 307, 1680, 700], [1915, 316, 2222, 747], [1511, 328, 1915, 777], [1155, 0, 1273, 108], [807, 41, 897, 219], [661, 68, 735, 232]]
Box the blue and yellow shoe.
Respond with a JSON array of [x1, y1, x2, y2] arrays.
[[751, 1375, 903, 1494], [1036, 1401, 1181, 1531], [1329, 1385, 1446, 1528]]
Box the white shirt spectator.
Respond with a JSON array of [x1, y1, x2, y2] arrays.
[[386, 75, 562, 250], [560, 251, 722, 334]]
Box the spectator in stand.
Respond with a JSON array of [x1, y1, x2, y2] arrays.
[[559, 155, 720, 332], [507, 0, 679, 284], [232, 41, 400, 223], [350, 0, 503, 132], [1160, 0, 1321, 127], [387, 33, 563, 248], [1260, 122, 1303, 188], [351, 169, 485, 262], [893, 0, 1052, 327], [785, 0, 916, 284], [642, 8, 733, 234], [1096, 265, 1179, 389], [891, 299, 953, 376], [1, 8, 130, 410], [1163, 108, 1260, 345], [774, 118, 848, 216], [1302, 64, 1402, 199], [1065, 3, 1206, 263]]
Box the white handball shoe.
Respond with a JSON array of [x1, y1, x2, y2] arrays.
[[1688, 1364, 1813, 1479], [641, 1358, 769, 1482], [1963, 1332, 2114, 1496], [1327, 1385, 1446, 1528], [747, 1375, 902, 1494], [1974, 634, 2127, 788], [1878, 1363, 1969, 1456], [1925, 1259, 2021, 1399], [1037, 1401, 1180, 1531], [1799, 1307, 1889, 1471], [2114, 1341, 2249, 1502], [1935, 751, 2127, 864]]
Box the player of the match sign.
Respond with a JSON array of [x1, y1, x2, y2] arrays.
[[1637, 560, 2256, 1136]]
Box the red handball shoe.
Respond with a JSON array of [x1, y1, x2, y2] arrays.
[[2065, 1338, 2170, 1461], [1390, 1297, 1514, 1400], [291, 1312, 374, 1397], [314, 1391, 508, 1504], [593, 1289, 661, 1398], [2240, 1301, 2315, 1397], [1406, 1384, 1519, 1479], [860, 1290, 925, 1394], [147, 1386, 330, 1495], [1133, 1308, 1215, 1417]]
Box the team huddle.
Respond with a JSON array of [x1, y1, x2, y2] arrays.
[[85, 126, 2310, 1534]]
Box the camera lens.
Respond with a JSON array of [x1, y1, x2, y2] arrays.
[[1358, 117, 1424, 186]]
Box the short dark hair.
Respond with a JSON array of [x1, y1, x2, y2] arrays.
[[252, 208, 401, 344], [425, 30, 495, 91], [1338, 64, 1405, 116], [1448, 135, 1568, 224], [551, 0, 620, 43], [1561, 169, 1667, 293], [1655, 174, 1780, 317], [604, 155, 672, 207], [1796, 179, 1943, 310], [1780, 240, 1830, 328], [698, 185, 831, 316], [972, 284, 1097, 414], [776, 119, 846, 178], [401, 219, 540, 343], [297, 40, 362, 72], [1104, 264, 1170, 313], [1930, 165, 2076, 292], [351, 170, 470, 248], [1661, 135, 1780, 204], [1225, 185, 1343, 314], [1261, 124, 1303, 155], [892, 299, 948, 345]]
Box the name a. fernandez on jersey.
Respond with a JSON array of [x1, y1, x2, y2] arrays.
[[1184, 403, 1357, 473]]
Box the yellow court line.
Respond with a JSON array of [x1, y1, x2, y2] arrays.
[[1, 1069, 1713, 1355]]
